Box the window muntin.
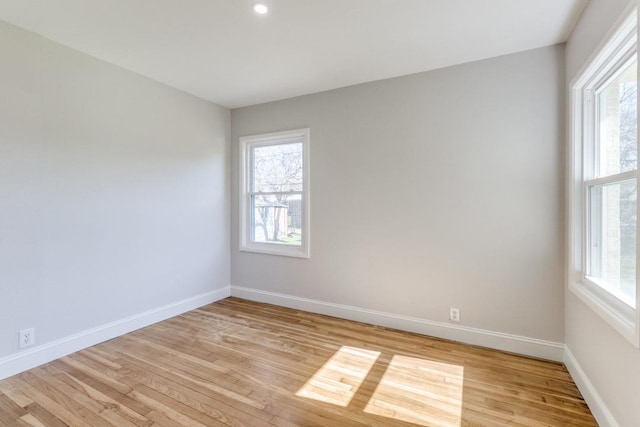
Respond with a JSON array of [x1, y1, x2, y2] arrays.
[[240, 129, 310, 258]]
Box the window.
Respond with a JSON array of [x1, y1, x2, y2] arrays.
[[239, 128, 310, 258], [569, 8, 640, 346]]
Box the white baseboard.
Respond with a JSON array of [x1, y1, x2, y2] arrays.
[[564, 347, 618, 427], [0, 287, 230, 381], [230, 286, 565, 361]]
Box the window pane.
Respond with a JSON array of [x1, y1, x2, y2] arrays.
[[251, 194, 302, 246], [252, 142, 303, 192], [597, 59, 637, 177], [588, 179, 637, 306]]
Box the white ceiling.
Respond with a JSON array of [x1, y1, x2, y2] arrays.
[[0, 0, 587, 108]]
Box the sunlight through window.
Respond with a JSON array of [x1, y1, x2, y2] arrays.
[[296, 346, 381, 407], [364, 355, 464, 427]]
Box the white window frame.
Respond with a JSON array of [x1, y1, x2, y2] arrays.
[[239, 128, 310, 258], [568, 6, 640, 347]]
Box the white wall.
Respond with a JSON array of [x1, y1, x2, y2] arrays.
[[565, 1, 640, 426], [231, 46, 566, 352], [0, 21, 230, 363]]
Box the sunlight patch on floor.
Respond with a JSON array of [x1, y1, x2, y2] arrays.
[[296, 346, 381, 407], [364, 355, 464, 427]]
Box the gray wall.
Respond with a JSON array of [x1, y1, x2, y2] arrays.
[[565, 1, 640, 426], [231, 45, 566, 343], [0, 21, 230, 359]]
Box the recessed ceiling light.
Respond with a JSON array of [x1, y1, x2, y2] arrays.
[[252, 2, 269, 15]]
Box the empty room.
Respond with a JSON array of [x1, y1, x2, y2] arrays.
[[0, 0, 639, 426]]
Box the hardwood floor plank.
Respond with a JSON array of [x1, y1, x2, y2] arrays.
[[23, 402, 69, 427], [128, 387, 215, 427], [0, 297, 597, 426], [18, 413, 48, 427], [0, 390, 28, 419], [32, 365, 150, 427], [112, 353, 275, 426]]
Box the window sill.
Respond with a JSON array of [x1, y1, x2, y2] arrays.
[[240, 243, 310, 259], [570, 279, 639, 347]]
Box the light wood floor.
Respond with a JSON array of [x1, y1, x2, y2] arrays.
[[0, 297, 596, 426]]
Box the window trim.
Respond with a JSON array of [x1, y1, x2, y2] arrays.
[[568, 6, 640, 347], [239, 128, 310, 258]]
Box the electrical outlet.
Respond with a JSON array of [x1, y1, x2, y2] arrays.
[[449, 308, 460, 323], [19, 328, 35, 348]]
